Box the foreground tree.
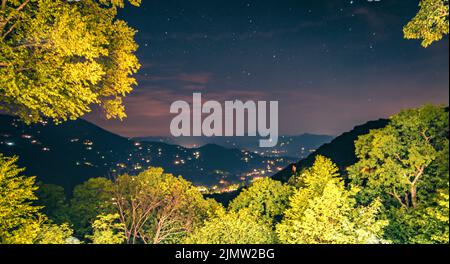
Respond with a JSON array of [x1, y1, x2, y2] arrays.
[[112, 168, 220, 244], [348, 105, 449, 243], [185, 209, 276, 244], [35, 183, 69, 224], [87, 214, 126, 244], [0, 0, 141, 123], [10, 218, 75, 244], [0, 154, 74, 243], [69, 177, 115, 239], [276, 156, 388, 244], [421, 187, 449, 243], [404, 0, 449, 47], [228, 177, 294, 224], [386, 187, 449, 244], [0, 154, 40, 242]]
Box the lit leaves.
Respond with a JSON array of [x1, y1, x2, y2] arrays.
[[404, 0, 449, 47], [0, 0, 141, 123]]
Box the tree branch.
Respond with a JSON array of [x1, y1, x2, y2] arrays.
[[388, 187, 407, 208], [1, 17, 18, 40], [419, 130, 432, 142], [411, 165, 425, 187], [0, 0, 30, 29]]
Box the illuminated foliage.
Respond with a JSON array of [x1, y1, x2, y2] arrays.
[[404, 0, 449, 47], [185, 209, 276, 244], [276, 156, 388, 244], [0, 154, 40, 242], [112, 168, 221, 244], [87, 213, 126, 244], [228, 177, 294, 224], [0, 0, 141, 123], [35, 183, 70, 224], [348, 105, 449, 243], [0, 154, 74, 244]]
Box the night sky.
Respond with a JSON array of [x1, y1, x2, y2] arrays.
[[85, 0, 449, 138]]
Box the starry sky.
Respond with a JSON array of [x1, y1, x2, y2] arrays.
[[85, 0, 449, 137]]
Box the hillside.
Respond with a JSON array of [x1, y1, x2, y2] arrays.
[[272, 119, 389, 182], [136, 134, 333, 159], [0, 115, 293, 193]]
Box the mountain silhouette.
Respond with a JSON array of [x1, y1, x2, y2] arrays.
[[272, 119, 389, 182], [136, 134, 333, 159], [0, 115, 293, 193]]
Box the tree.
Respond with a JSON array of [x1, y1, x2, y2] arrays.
[[69, 177, 115, 239], [288, 154, 341, 189], [351, 105, 448, 206], [87, 213, 125, 244], [0, 154, 40, 242], [349, 105, 448, 209], [348, 105, 449, 243], [276, 156, 388, 244], [385, 187, 449, 244], [0, 154, 74, 244], [185, 209, 276, 244], [35, 183, 69, 224], [0, 0, 141, 123], [112, 168, 221, 244], [228, 177, 294, 224], [423, 187, 449, 243], [6, 216, 75, 244], [404, 0, 449, 47]]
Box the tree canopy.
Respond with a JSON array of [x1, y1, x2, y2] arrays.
[[0, 154, 40, 242], [35, 183, 69, 224], [348, 105, 449, 243], [69, 177, 115, 238], [0, 154, 74, 243], [228, 177, 294, 224], [111, 168, 221, 244], [185, 209, 276, 244], [0, 0, 141, 123], [404, 0, 449, 47], [87, 213, 126, 244], [276, 156, 388, 244]]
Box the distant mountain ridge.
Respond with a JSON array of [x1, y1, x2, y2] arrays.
[[135, 134, 333, 159], [272, 119, 390, 182], [0, 115, 293, 193]]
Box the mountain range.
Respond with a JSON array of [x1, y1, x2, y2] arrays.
[[0, 112, 392, 204], [135, 134, 333, 159], [0, 114, 294, 193], [205, 118, 389, 205], [272, 119, 389, 182]]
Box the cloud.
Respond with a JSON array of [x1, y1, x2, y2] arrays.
[[176, 73, 212, 84], [353, 7, 386, 30], [148, 72, 211, 84]]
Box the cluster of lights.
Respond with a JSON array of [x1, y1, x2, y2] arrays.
[[1, 124, 294, 193]]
